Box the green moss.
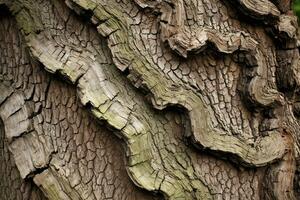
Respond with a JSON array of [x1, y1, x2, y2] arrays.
[[10, 1, 44, 35], [15, 9, 36, 35], [294, 0, 300, 20]]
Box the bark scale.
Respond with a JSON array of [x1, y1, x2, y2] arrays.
[[0, 0, 300, 199]]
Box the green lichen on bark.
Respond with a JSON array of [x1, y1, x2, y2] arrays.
[[1, 0, 300, 199]]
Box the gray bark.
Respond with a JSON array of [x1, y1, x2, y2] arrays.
[[0, 0, 300, 199]]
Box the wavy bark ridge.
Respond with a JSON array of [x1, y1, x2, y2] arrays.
[[1, 0, 300, 199], [60, 0, 292, 167]]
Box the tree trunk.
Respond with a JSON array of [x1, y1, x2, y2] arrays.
[[0, 0, 300, 199]]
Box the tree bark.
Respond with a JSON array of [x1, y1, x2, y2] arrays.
[[0, 0, 300, 199]]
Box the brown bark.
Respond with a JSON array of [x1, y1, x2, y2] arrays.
[[0, 0, 300, 199]]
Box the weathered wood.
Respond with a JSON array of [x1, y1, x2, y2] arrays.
[[0, 0, 300, 199]]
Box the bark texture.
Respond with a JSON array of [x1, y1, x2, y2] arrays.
[[0, 0, 300, 199]]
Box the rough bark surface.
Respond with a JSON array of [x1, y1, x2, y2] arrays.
[[0, 0, 300, 199]]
